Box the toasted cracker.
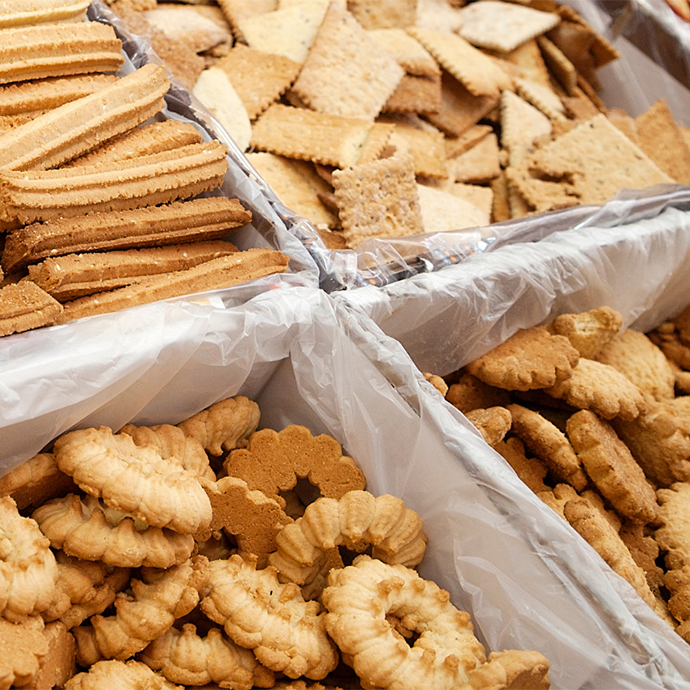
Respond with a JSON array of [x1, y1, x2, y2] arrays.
[[348, 0, 416, 29], [445, 124, 493, 158], [0, 280, 63, 337], [251, 104, 373, 168], [555, 5, 619, 68], [635, 99, 690, 186], [410, 26, 513, 99], [417, 183, 490, 233], [490, 171, 511, 222], [507, 176, 533, 218], [501, 90, 552, 166], [505, 38, 551, 88], [367, 28, 439, 76], [459, 1, 560, 53], [356, 122, 396, 164], [236, 3, 327, 64], [524, 114, 674, 206], [514, 77, 565, 120], [577, 73, 606, 112], [560, 87, 600, 121], [217, 0, 277, 41], [381, 115, 448, 178], [383, 72, 441, 115], [447, 133, 501, 184], [193, 67, 252, 151], [247, 152, 337, 228], [291, 3, 404, 121], [332, 151, 424, 247], [607, 108, 639, 146], [537, 35, 577, 95], [213, 44, 301, 120], [424, 70, 499, 137], [505, 164, 577, 214]]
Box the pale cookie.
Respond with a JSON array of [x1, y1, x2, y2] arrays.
[[548, 306, 622, 359], [200, 554, 338, 680], [0, 616, 48, 690], [31, 620, 77, 690], [614, 398, 690, 488], [465, 325, 580, 391], [545, 358, 647, 421], [507, 404, 587, 490], [564, 497, 657, 610], [566, 410, 658, 524], [494, 436, 550, 494], [465, 407, 512, 446], [595, 329, 676, 402], [64, 659, 182, 690]]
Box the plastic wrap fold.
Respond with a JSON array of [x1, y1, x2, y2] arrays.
[[0, 285, 689, 688]]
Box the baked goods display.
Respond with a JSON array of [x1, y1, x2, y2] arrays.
[[0, 395, 551, 689], [0, 8, 290, 339], [437, 302, 690, 639], [106, 0, 688, 253]]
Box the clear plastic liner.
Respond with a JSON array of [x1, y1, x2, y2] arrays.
[[1, 285, 689, 688], [87, 0, 319, 284]]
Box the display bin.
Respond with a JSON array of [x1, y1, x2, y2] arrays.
[[2, 284, 690, 688]]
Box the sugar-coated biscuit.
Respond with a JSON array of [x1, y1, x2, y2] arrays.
[[465, 326, 579, 391], [566, 410, 659, 524], [548, 306, 622, 359]]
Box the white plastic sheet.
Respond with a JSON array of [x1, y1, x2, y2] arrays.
[[1, 284, 689, 688]]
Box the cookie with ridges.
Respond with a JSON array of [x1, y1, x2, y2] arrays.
[[545, 358, 647, 421], [465, 326, 579, 391], [495, 436, 550, 494], [595, 329, 675, 402], [507, 403, 587, 490], [64, 659, 182, 690], [566, 410, 658, 524], [0, 616, 48, 690]]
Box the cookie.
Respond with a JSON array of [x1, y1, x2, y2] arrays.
[[548, 306, 622, 359]]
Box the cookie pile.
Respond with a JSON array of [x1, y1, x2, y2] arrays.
[[0, 3, 289, 339], [437, 303, 690, 641], [0, 396, 550, 689], [108, 0, 689, 250]]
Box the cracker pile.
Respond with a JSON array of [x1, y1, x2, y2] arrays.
[[438, 303, 690, 641], [108, 0, 689, 251], [0, 5, 289, 339], [0, 396, 551, 689]]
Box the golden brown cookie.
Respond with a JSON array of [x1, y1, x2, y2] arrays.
[[0, 616, 49, 690], [620, 521, 665, 599], [595, 329, 675, 402], [223, 425, 366, 508], [548, 306, 622, 359], [494, 436, 550, 493], [566, 410, 659, 524], [655, 483, 690, 570], [614, 399, 690, 487], [445, 371, 511, 413], [648, 319, 690, 371], [545, 358, 647, 421], [537, 483, 579, 519], [465, 406, 512, 446], [507, 403, 587, 490], [563, 497, 656, 610], [465, 326, 580, 391]]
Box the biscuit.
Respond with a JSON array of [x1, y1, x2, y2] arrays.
[[224, 424, 366, 508], [0, 281, 63, 337], [64, 659, 182, 689], [446, 372, 511, 413], [507, 403, 587, 490], [465, 326, 580, 392], [494, 436, 550, 494], [548, 306, 622, 359], [566, 410, 659, 524], [545, 358, 647, 421], [595, 329, 676, 402], [620, 522, 665, 598], [654, 483, 690, 569], [465, 406, 512, 446], [0, 617, 49, 690]]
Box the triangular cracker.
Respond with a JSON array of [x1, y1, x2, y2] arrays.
[[291, 3, 404, 121], [348, 0, 417, 29], [505, 39, 551, 88], [447, 182, 494, 217], [417, 184, 490, 233], [217, 0, 277, 42], [447, 133, 501, 184], [367, 28, 439, 77], [459, 0, 560, 53], [383, 73, 441, 115], [500, 90, 552, 166], [247, 152, 338, 228], [332, 151, 424, 246], [515, 77, 565, 120], [213, 44, 301, 120], [635, 99, 690, 185], [381, 115, 448, 178], [505, 164, 578, 213], [537, 35, 577, 95], [410, 26, 513, 99], [445, 124, 493, 158], [357, 122, 396, 164]]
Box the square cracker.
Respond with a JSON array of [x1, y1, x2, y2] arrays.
[[246, 151, 337, 228], [635, 99, 690, 185], [424, 70, 499, 137], [380, 115, 448, 178], [217, 0, 277, 41], [410, 26, 513, 99], [514, 77, 565, 120], [236, 4, 327, 64], [348, 0, 417, 29], [292, 3, 404, 121], [447, 182, 494, 218], [536, 35, 577, 95], [500, 90, 552, 166], [357, 122, 396, 164], [367, 28, 439, 77], [524, 114, 674, 206], [383, 72, 441, 115], [447, 133, 501, 184], [415, 0, 464, 33], [445, 124, 493, 159], [250, 104, 373, 168], [214, 44, 301, 120], [504, 39, 551, 88], [332, 151, 424, 247], [459, 1, 560, 53], [417, 184, 490, 234]]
